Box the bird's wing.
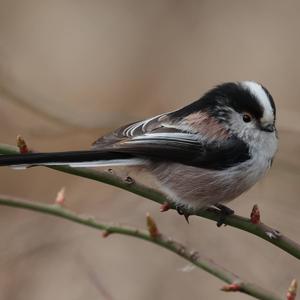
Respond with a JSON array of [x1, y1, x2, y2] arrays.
[[92, 112, 171, 148], [92, 113, 250, 170], [0, 112, 250, 170]]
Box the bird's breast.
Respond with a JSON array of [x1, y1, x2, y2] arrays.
[[150, 152, 272, 211]]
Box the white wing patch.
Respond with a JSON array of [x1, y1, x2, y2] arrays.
[[123, 113, 166, 137], [241, 81, 274, 124], [129, 132, 199, 143], [11, 158, 146, 170], [123, 120, 144, 137]]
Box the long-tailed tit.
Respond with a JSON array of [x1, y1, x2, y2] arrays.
[[0, 81, 278, 220]]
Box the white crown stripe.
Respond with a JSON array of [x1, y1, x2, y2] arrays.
[[241, 81, 274, 124]]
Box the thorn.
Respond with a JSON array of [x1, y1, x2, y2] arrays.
[[190, 250, 199, 261], [265, 229, 281, 239], [221, 283, 241, 292], [250, 204, 260, 224], [160, 202, 171, 212], [102, 230, 111, 238], [124, 176, 134, 185], [16, 135, 29, 154], [55, 187, 66, 205], [287, 279, 297, 300], [146, 212, 160, 238], [177, 245, 186, 255]]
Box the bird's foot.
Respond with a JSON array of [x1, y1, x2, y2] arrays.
[[214, 204, 235, 227], [176, 206, 191, 223]]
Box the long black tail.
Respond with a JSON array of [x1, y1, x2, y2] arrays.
[[0, 150, 135, 167]]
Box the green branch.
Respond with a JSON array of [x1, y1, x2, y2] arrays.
[[0, 195, 283, 300], [1, 143, 300, 261]]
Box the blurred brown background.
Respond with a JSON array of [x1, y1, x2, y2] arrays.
[[0, 1, 299, 299]]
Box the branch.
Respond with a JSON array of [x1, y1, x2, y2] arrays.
[[0, 195, 283, 300], [1, 143, 300, 260]]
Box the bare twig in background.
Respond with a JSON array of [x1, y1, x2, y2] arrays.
[[76, 255, 115, 300], [0, 85, 77, 128], [1, 143, 300, 260], [0, 195, 284, 300]]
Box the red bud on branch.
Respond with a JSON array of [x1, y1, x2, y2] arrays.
[[287, 279, 297, 300], [160, 202, 171, 212], [221, 283, 241, 292], [146, 213, 160, 238], [102, 230, 111, 238], [55, 187, 66, 205], [250, 204, 261, 224], [16, 135, 29, 154]]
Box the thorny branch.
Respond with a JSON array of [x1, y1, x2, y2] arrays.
[[0, 141, 299, 299], [0, 195, 285, 300]]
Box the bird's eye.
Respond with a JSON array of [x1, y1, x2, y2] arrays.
[[242, 113, 252, 123]]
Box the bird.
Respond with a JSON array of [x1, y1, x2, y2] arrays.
[[0, 81, 278, 222]]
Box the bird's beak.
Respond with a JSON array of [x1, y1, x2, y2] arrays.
[[260, 123, 275, 132]]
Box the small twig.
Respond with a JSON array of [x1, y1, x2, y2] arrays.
[[0, 143, 300, 260], [76, 255, 115, 300], [0, 195, 283, 300]]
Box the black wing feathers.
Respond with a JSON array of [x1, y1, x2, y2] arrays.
[[0, 150, 134, 166], [113, 135, 250, 170], [0, 112, 251, 170], [91, 113, 251, 170]]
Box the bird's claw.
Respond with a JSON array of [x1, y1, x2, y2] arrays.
[[176, 206, 190, 223], [214, 204, 235, 227]]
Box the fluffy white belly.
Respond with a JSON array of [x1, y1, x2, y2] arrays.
[[150, 155, 272, 211]]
